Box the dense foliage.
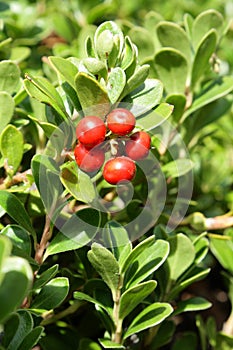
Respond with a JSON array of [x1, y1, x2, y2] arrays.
[[0, 1, 233, 349]]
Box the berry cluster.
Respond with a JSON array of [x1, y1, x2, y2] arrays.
[[74, 108, 151, 185]]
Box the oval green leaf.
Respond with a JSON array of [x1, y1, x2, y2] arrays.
[[0, 92, 15, 133]]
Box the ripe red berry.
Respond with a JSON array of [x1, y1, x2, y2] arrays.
[[103, 156, 136, 185], [125, 131, 151, 160], [76, 116, 106, 148], [106, 108, 136, 136], [74, 143, 105, 173]]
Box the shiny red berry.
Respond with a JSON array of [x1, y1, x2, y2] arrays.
[[125, 131, 151, 160], [106, 108, 136, 136], [103, 156, 136, 185], [74, 143, 105, 173], [76, 116, 106, 148]]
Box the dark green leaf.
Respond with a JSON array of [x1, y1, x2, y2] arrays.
[[33, 264, 59, 290], [74, 291, 112, 317], [0, 236, 12, 283], [0, 92, 15, 133], [31, 277, 69, 310], [18, 326, 44, 350], [5, 310, 33, 350], [79, 338, 102, 350], [173, 297, 212, 316], [171, 332, 198, 350], [1, 224, 31, 256], [123, 302, 173, 339]]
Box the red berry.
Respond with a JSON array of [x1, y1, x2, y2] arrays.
[[74, 143, 105, 173], [125, 131, 151, 160], [103, 156, 136, 185], [106, 108, 136, 136], [76, 116, 106, 148]]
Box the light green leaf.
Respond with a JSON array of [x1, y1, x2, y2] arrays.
[[173, 297, 212, 316], [156, 21, 191, 60], [162, 159, 194, 178], [0, 236, 12, 283], [192, 9, 224, 48], [88, 243, 120, 298], [9, 46, 31, 64], [193, 236, 209, 265], [17, 326, 44, 350], [0, 191, 35, 235], [191, 29, 217, 89], [122, 65, 150, 98], [86, 36, 96, 58], [45, 208, 100, 257], [75, 72, 110, 118], [49, 56, 79, 89], [60, 161, 96, 203], [83, 58, 107, 79], [33, 264, 59, 290], [74, 291, 112, 317], [123, 78, 163, 117], [210, 236, 233, 274], [98, 339, 125, 349], [166, 233, 195, 282], [154, 48, 188, 94], [103, 221, 132, 268], [0, 60, 21, 95], [119, 280, 157, 320], [136, 103, 173, 131], [166, 94, 186, 123], [31, 277, 69, 310], [0, 92, 15, 133], [121, 36, 135, 71], [0, 125, 24, 173], [107, 67, 126, 104], [1, 225, 31, 256], [124, 239, 169, 288], [123, 302, 173, 339], [128, 27, 155, 61]]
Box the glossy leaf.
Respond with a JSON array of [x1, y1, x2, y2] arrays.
[[33, 264, 59, 290], [0, 92, 15, 133], [88, 243, 120, 298], [123, 302, 173, 339], [136, 103, 173, 131], [154, 48, 188, 94], [74, 291, 112, 317], [31, 277, 69, 310], [156, 21, 191, 60], [166, 94, 186, 123], [17, 326, 44, 350], [210, 236, 233, 274], [191, 29, 217, 89], [121, 36, 135, 71], [60, 161, 96, 203], [119, 280, 157, 320], [0, 236, 12, 283], [98, 339, 125, 349], [123, 78, 163, 117], [162, 159, 194, 178], [1, 224, 31, 256], [45, 208, 101, 257], [49, 56, 79, 89], [0, 125, 24, 173], [0, 191, 35, 235], [103, 221, 132, 268], [166, 233, 195, 282], [173, 297, 212, 316], [0, 60, 21, 95], [150, 320, 175, 349], [75, 72, 110, 118], [107, 67, 126, 104], [122, 65, 150, 98]]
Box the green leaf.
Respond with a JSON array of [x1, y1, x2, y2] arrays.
[[119, 280, 157, 320], [191, 29, 217, 89], [166, 233, 195, 282], [0, 60, 21, 95], [45, 208, 101, 257], [107, 67, 126, 104], [0, 125, 24, 173], [24, 75, 68, 120], [166, 94, 186, 123], [136, 103, 174, 131], [171, 332, 198, 350], [88, 243, 120, 299], [150, 320, 175, 349], [121, 36, 135, 71], [192, 9, 224, 48], [183, 76, 233, 119], [162, 159, 194, 178], [122, 65, 150, 98], [0, 92, 15, 133], [86, 36, 96, 58], [156, 21, 191, 60], [98, 339, 125, 349], [123, 239, 169, 288], [83, 58, 107, 79], [0, 236, 12, 283], [103, 221, 132, 268], [128, 27, 155, 61], [123, 78, 163, 117], [154, 48, 188, 94], [0, 191, 35, 235], [31, 277, 69, 310], [1, 224, 31, 256], [0, 256, 33, 324], [49, 56, 78, 89], [173, 297, 212, 316], [33, 264, 59, 290], [123, 302, 173, 339], [75, 72, 110, 118], [74, 291, 111, 317], [60, 161, 96, 203], [79, 338, 102, 350], [193, 236, 209, 265], [17, 326, 44, 350], [210, 236, 233, 274], [9, 46, 31, 64]]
